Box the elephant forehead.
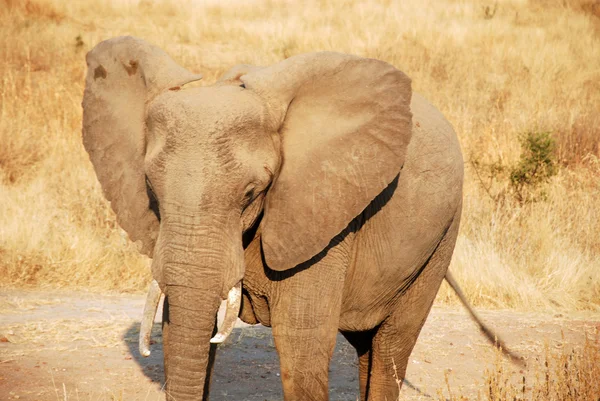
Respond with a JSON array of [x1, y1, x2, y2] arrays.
[[147, 86, 267, 147]]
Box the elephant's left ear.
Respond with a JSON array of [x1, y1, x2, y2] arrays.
[[242, 52, 413, 271]]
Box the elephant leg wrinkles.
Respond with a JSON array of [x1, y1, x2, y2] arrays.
[[364, 208, 461, 401], [268, 234, 352, 401]]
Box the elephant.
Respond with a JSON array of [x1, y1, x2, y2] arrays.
[[82, 36, 519, 401]]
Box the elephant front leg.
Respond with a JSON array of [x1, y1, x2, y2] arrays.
[[272, 322, 339, 401], [269, 246, 349, 401]]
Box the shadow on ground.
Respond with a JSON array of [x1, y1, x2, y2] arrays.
[[123, 323, 437, 400]]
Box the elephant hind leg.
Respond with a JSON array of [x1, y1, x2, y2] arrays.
[[367, 210, 461, 400]]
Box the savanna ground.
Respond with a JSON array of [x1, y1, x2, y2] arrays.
[[1, 0, 599, 399], [1, 290, 598, 401]]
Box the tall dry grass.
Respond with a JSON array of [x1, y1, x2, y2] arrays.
[[0, 0, 599, 310], [434, 331, 600, 401]]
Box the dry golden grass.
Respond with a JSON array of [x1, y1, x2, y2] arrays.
[[433, 331, 600, 401], [0, 0, 599, 311]]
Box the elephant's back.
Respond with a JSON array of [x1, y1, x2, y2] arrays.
[[339, 92, 464, 332]]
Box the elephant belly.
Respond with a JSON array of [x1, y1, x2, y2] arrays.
[[339, 93, 463, 332]]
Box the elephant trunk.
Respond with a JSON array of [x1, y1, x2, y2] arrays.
[[150, 216, 244, 400], [162, 282, 220, 400]]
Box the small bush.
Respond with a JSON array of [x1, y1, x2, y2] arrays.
[[471, 131, 558, 205], [509, 132, 558, 203]]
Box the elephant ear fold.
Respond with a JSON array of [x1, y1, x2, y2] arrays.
[[245, 52, 412, 271], [82, 36, 202, 256]]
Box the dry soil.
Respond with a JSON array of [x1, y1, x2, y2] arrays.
[[0, 290, 597, 401]]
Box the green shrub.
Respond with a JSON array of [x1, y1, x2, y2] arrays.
[[509, 132, 557, 203], [471, 131, 558, 205]]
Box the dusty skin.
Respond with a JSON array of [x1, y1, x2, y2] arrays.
[[80, 36, 463, 400], [1, 290, 597, 401], [1, 0, 599, 399]]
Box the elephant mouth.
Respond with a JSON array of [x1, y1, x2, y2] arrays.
[[138, 279, 242, 357]]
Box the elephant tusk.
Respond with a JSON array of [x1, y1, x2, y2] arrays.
[[139, 279, 162, 357], [210, 281, 242, 344]]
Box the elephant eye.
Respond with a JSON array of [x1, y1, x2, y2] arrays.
[[242, 183, 260, 208], [244, 188, 255, 201]]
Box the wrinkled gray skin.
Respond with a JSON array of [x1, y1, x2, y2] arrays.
[[82, 36, 471, 401]]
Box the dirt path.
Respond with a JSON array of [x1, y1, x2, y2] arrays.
[[0, 290, 597, 401]]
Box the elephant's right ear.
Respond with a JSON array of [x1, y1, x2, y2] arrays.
[[82, 36, 202, 256]]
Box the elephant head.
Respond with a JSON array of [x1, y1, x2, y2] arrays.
[[82, 36, 412, 400]]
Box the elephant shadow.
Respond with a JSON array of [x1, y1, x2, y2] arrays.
[[123, 322, 165, 387], [123, 323, 436, 400]]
